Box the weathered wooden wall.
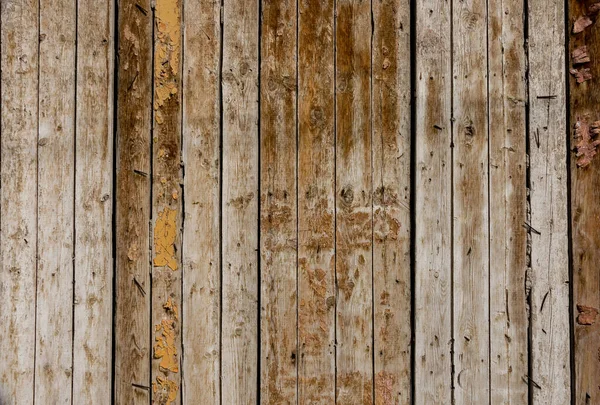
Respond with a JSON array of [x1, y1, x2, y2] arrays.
[[0, 0, 598, 403]]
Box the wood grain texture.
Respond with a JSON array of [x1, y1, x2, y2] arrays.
[[181, 0, 221, 402], [114, 0, 153, 402], [569, 1, 600, 403], [335, 0, 373, 402], [372, 0, 411, 403], [452, 0, 490, 403], [259, 0, 298, 402], [221, 0, 259, 400], [487, 0, 528, 401], [0, 0, 39, 403], [297, 0, 336, 402], [414, 0, 453, 403], [35, 0, 76, 400], [72, 0, 114, 401], [528, 0, 570, 402]]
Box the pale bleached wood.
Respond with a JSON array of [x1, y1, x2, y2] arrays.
[[181, 0, 221, 402], [297, 0, 336, 401], [151, 0, 183, 403], [452, 0, 490, 403], [372, 0, 411, 403], [0, 0, 39, 403], [488, 0, 528, 402], [259, 0, 298, 402], [114, 0, 153, 401], [221, 0, 259, 400], [35, 0, 76, 400], [528, 0, 570, 402], [335, 0, 373, 402], [569, 0, 600, 403], [414, 0, 453, 403], [72, 0, 114, 401]]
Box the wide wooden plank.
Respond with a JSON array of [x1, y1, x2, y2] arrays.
[[151, 0, 183, 403], [259, 0, 298, 402], [414, 0, 453, 402], [181, 0, 221, 402], [35, 0, 76, 400], [335, 0, 373, 402], [371, 0, 411, 403], [568, 0, 600, 403], [528, 0, 570, 402], [114, 0, 153, 401], [297, 0, 336, 402], [221, 0, 259, 400], [72, 0, 114, 401], [0, 0, 39, 402], [452, 0, 490, 403], [487, 0, 528, 402]]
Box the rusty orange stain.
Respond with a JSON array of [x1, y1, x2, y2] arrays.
[[154, 208, 178, 270], [153, 376, 178, 404], [154, 0, 180, 113], [154, 318, 179, 373]]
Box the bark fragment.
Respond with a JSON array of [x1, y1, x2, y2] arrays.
[[572, 46, 591, 65], [570, 67, 593, 84], [576, 304, 599, 325], [574, 120, 600, 167], [573, 15, 593, 33]]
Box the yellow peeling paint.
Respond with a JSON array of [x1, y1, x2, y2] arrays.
[[163, 297, 179, 321], [153, 376, 178, 404], [154, 319, 179, 373], [154, 0, 180, 111], [153, 208, 178, 270]]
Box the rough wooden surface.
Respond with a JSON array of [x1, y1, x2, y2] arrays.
[[297, 0, 336, 402], [259, 0, 298, 402], [414, 0, 453, 403], [72, 0, 114, 401], [372, 0, 412, 403], [115, 0, 153, 402], [181, 0, 221, 402], [529, 0, 571, 403]]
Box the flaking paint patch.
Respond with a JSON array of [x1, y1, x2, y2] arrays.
[[153, 376, 178, 404], [154, 0, 180, 112], [154, 319, 179, 372], [154, 208, 178, 270], [163, 296, 179, 321]]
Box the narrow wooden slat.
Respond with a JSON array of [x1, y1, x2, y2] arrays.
[[35, 0, 76, 400], [488, 0, 528, 401], [528, 0, 570, 402], [72, 0, 114, 401], [570, 0, 600, 403], [371, 0, 411, 403], [181, 0, 221, 401], [414, 0, 452, 402], [150, 0, 183, 403], [115, 0, 153, 401], [297, 0, 336, 401], [452, 0, 490, 403], [259, 0, 298, 402], [335, 0, 373, 402], [221, 0, 259, 400], [0, 0, 39, 402]]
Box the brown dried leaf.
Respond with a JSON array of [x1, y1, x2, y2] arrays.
[[574, 120, 600, 167], [572, 46, 591, 65], [577, 304, 599, 325], [573, 15, 593, 33], [570, 67, 593, 83]]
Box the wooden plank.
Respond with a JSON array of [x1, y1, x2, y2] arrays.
[[414, 0, 453, 402], [35, 0, 76, 400], [151, 0, 183, 403], [487, 0, 528, 402], [335, 0, 373, 402], [528, 0, 570, 402], [72, 0, 114, 401], [114, 0, 153, 401], [296, 0, 336, 402], [181, 0, 221, 402], [220, 0, 259, 400], [0, 0, 39, 402], [371, 0, 412, 403], [259, 0, 298, 402], [451, 0, 490, 403], [570, 1, 600, 403]]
